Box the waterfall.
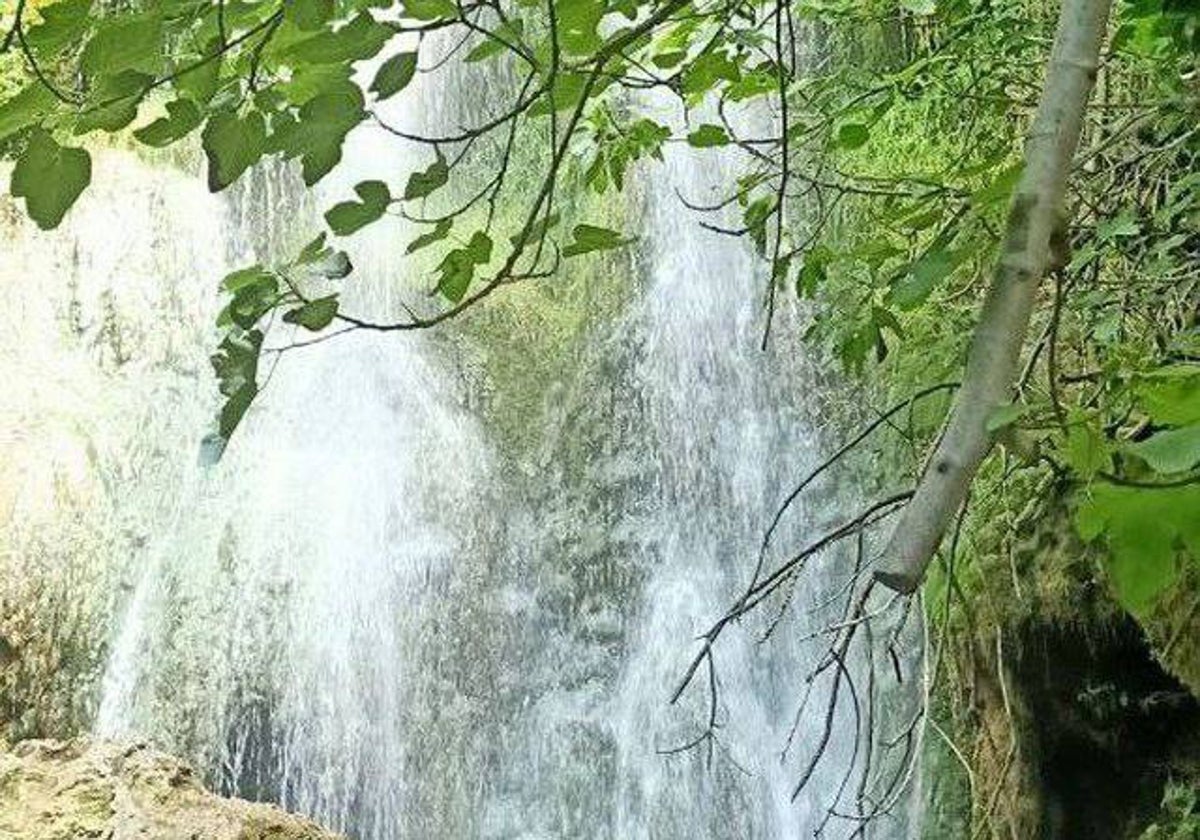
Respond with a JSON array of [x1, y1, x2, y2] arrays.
[[0, 43, 916, 840]]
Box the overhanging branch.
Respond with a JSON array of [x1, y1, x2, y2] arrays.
[[874, 0, 1115, 594]]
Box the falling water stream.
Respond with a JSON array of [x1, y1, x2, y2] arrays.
[[1, 42, 916, 840]]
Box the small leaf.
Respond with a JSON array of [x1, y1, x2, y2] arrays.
[[836, 122, 870, 150], [371, 52, 418, 99], [407, 219, 452, 254], [889, 248, 968, 309], [986, 403, 1028, 433], [284, 295, 340, 331], [404, 153, 449, 200], [324, 180, 392, 236], [134, 99, 203, 148], [11, 129, 92, 229], [403, 0, 457, 20], [687, 124, 730, 147], [971, 164, 1023, 209], [563, 224, 632, 257], [1062, 421, 1111, 480], [434, 231, 492, 302]]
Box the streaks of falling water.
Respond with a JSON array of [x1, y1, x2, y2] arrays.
[[62, 50, 915, 840]]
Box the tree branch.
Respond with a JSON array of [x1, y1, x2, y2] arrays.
[[874, 0, 1114, 593]]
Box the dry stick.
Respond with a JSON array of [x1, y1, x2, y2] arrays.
[[875, 0, 1115, 593]]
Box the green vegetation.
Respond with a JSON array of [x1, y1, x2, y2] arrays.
[[0, 0, 1197, 835]]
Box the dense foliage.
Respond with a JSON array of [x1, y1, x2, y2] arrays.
[[1, 0, 1198, 834]]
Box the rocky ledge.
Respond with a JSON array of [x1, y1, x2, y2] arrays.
[[0, 739, 343, 840]]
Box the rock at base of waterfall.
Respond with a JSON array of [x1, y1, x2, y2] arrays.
[[0, 738, 344, 840]]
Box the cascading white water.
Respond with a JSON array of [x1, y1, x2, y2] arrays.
[[0, 40, 916, 840]]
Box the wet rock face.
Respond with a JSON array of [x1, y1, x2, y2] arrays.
[[0, 739, 344, 840]]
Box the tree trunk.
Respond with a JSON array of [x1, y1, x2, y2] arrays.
[[874, 0, 1113, 594]]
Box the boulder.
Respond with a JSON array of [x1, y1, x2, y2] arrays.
[[0, 739, 343, 840]]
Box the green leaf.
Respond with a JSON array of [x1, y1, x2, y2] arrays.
[[74, 71, 153, 135], [681, 51, 741, 98], [404, 153, 449, 200], [284, 295, 340, 331], [986, 403, 1029, 433], [563, 224, 632, 258], [971, 164, 1023, 209], [406, 219, 452, 254], [281, 13, 395, 65], [211, 328, 264, 439], [134, 99, 203, 147], [889, 248, 968, 309], [1128, 424, 1200, 474], [795, 246, 830, 298], [403, 0, 457, 20], [202, 110, 266, 192], [324, 180, 392, 235], [1075, 484, 1200, 615], [370, 52, 418, 99], [557, 0, 604, 55], [10, 129, 92, 230], [269, 82, 366, 185], [1136, 365, 1200, 426], [286, 0, 335, 30], [293, 234, 354, 279], [835, 122, 870, 150], [434, 231, 492, 302], [1097, 210, 1140, 242], [24, 0, 92, 57], [0, 84, 56, 141], [220, 271, 280, 330], [1062, 420, 1111, 480], [80, 11, 164, 76], [687, 124, 730, 148]]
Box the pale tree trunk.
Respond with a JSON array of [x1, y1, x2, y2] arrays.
[[874, 0, 1114, 594]]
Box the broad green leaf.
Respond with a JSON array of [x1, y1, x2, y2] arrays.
[[1128, 424, 1200, 474], [407, 219, 452, 254], [986, 403, 1029, 433], [404, 153, 449, 200], [435, 231, 492, 302], [371, 52, 418, 99], [889, 248, 968, 309], [211, 329, 264, 439], [0, 84, 56, 141], [74, 71, 152, 135], [835, 122, 870, 150], [286, 0, 336, 30], [269, 82, 366, 185], [324, 180, 392, 235], [24, 0, 92, 56], [1062, 422, 1111, 479], [80, 11, 164, 76], [1136, 365, 1200, 425], [687, 124, 730, 148], [563, 224, 631, 257], [10, 129, 92, 230], [202, 110, 266, 192], [1075, 483, 1200, 614], [281, 13, 395, 65], [284, 295, 340, 331], [795, 248, 829, 298], [294, 234, 355, 279], [403, 0, 457, 20], [134, 99, 203, 148], [971, 164, 1023, 209], [557, 0, 604, 55]]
